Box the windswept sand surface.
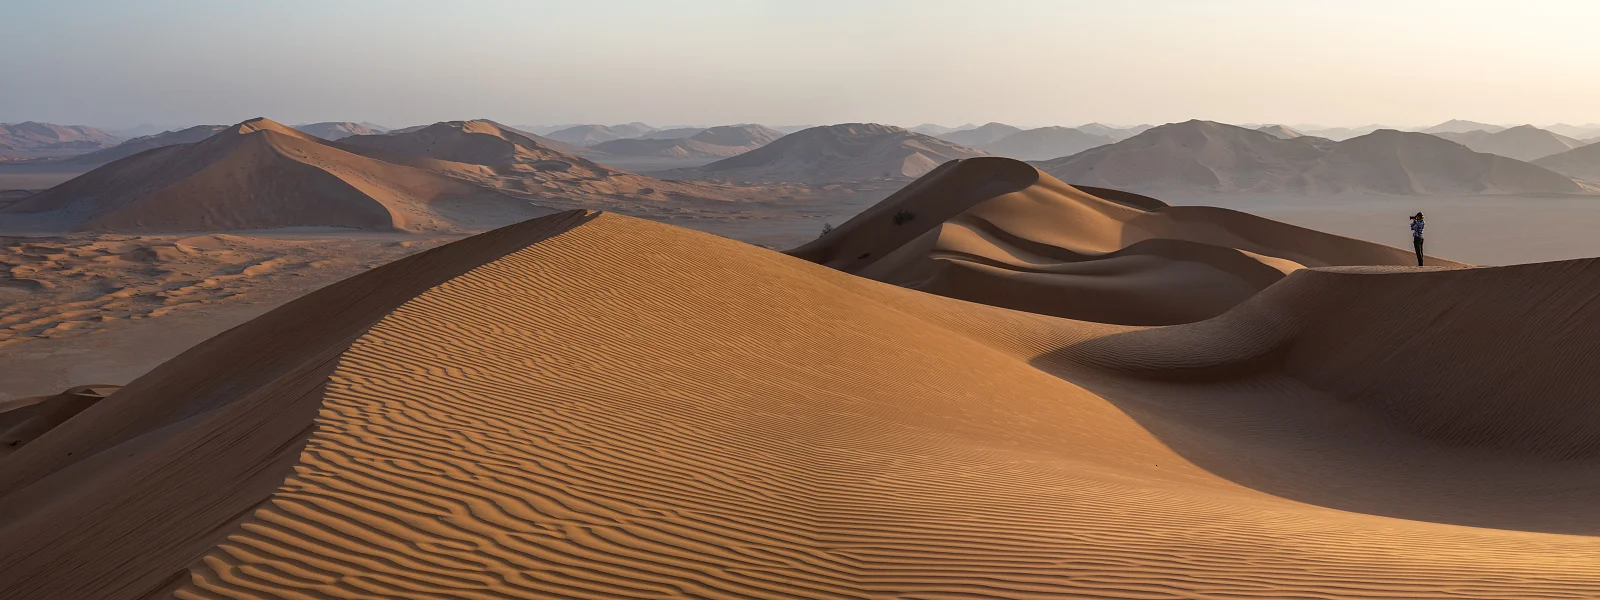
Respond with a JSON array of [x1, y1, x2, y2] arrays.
[[3, 211, 1598, 598], [0, 232, 452, 349]]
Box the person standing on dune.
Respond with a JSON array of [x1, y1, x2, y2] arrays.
[[1409, 212, 1425, 266]]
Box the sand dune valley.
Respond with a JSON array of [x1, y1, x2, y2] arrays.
[[3, 105, 1600, 600]]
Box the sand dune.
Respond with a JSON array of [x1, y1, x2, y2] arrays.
[[1431, 124, 1591, 161], [975, 126, 1112, 160], [0, 122, 120, 157], [935, 121, 1022, 146], [1296, 124, 1384, 141], [1422, 119, 1505, 134], [337, 119, 754, 208], [543, 122, 656, 145], [691, 123, 986, 183], [908, 122, 977, 136], [1, 118, 538, 232], [790, 157, 1449, 324], [586, 124, 781, 158], [1076, 122, 1152, 141], [0, 384, 118, 458], [18, 125, 228, 169], [3, 209, 1598, 598], [1255, 124, 1305, 139], [1534, 137, 1600, 181], [1039, 120, 1588, 195], [294, 121, 387, 140], [633, 127, 704, 140]]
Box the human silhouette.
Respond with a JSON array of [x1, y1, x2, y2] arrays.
[[1409, 212, 1425, 266]]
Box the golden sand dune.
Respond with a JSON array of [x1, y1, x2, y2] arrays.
[[792, 157, 1456, 324], [1, 118, 540, 233], [3, 210, 1598, 598]]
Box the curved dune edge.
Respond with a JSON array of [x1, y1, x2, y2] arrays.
[[160, 214, 1600, 596], [4, 211, 1599, 598], [795, 158, 1465, 325]]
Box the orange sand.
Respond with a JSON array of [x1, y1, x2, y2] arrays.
[[2, 208, 1598, 598]]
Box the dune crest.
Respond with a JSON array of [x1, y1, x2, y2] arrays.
[[2, 210, 1598, 598], [0, 117, 537, 232], [792, 157, 1454, 324]]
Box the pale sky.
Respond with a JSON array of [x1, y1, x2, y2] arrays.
[[4, 0, 1599, 130]]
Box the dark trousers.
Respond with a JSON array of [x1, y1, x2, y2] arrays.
[[1413, 237, 1424, 266]]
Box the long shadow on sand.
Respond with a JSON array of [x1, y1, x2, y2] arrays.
[[1026, 270, 1600, 536]]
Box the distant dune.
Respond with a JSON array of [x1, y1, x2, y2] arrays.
[[25, 125, 228, 169], [791, 157, 1450, 324], [1421, 119, 1506, 134], [909, 123, 978, 136], [1534, 140, 1600, 181], [936, 122, 1023, 146], [587, 124, 781, 158], [1296, 124, 1385, 141], [1430, 124, 1592, 162], [543, 122, 656, 145], [1255, 124, 1306, 139], [293, 121, 387, 140], [1, 118, 538, 232], [1545, 123, 1600, 140], [1037, 120, 1587, 195], [0, 122, 120, 158], [1076, 122, 1152, 141], [5, 207, 1600, 598], [690, 123, 986, 183], [633, 126, 703, 140], [975, 126, 1113, 160]]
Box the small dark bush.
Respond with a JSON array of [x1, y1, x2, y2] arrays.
[[820, 222, 834, 236], [892, 210, 916, 226]]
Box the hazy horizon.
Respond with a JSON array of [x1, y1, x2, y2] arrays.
[[5, 0, 1600, 129]]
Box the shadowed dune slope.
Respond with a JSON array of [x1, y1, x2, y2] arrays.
[[0, 211, 598, 600], [791, 157, 1455, 324], [2, 210, 1598, 598], [0, 118, 537, 232], [0, 384, 118, 458]]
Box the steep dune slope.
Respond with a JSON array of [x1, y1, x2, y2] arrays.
[[1, 118, 535, 232], [792, 157, 1449, 324], [2, 210, 1598, 598], [692, 123, 986, 183], [1039, 120, 1586, 194]]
